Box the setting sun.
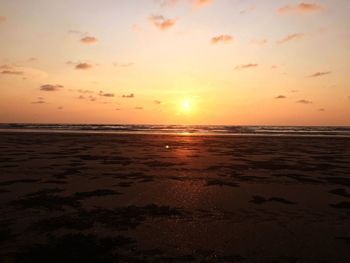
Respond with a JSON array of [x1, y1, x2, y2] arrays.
[[180, 99, 192, 113]]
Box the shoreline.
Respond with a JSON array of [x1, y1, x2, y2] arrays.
[[1, 129, 350, 138]]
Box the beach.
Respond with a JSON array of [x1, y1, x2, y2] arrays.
[[0, 131, 349, 262]]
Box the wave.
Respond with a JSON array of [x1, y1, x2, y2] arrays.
[[1, 124, 350, 137]]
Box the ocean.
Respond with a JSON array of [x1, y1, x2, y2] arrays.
[[0, 123, 350, 137]]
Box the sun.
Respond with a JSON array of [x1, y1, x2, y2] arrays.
[[180, 99, 193, 113]]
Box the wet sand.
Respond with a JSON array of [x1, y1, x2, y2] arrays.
[[0, 132, 349, 262]]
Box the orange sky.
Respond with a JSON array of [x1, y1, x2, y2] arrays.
[[0, 0, 349, 125]]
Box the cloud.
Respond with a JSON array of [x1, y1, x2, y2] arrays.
[[1, 70, 24, 75], [135, 107, 143, 110], [318, 108, 325, 112], [154, 100, 162, 104], [79, 95, 97, 102], [1, 65, 47, 79], [77, 89, 94, 94], [122, 93, 135, 98], [240, 6, 256, 15], [277, 33, 305, 44], [115, 108, 121, 111], [75, 63, 92, 70], [31, 97, 45, 104], [69, 89, 94, 94], [297, 99, 312, 104], [211, 35, 233, 44], [278, 3, 323, 14], [250, 39, 268, 46], [156, 0, 179, 7], [0, 65, 11, 69], [193, 0, 213, 8], [275, 95, 287, 99], [27, 57, 37, 62], [99, 91, 114, 97], [0, 16, 6, 24], [155, 0, 212, 8], [40, 84, 63, 91], [149, 15, 176, 30], [307, 71, 331, 78], [31, 100, 45, 104], [80, 36, 98, 44], [132, 24, 142, 33], [235, 63, 258, 70]]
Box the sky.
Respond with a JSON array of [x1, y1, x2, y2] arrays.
[[0, 0, 349, 125]]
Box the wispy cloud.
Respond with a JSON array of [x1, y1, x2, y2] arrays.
[[0, 16, 6, 23], [154, 100, 162, 104], [297, 99, 313, 104], [0, 65, 11, 69], [134, 107, 143, 110], [278, 3, 323, 14], [307, 71, 331, 78], [31, 97, 45, 104], [77, 95, 98, 101], [275, 95, 287, 99], [131, 24, 142, 33], [122, 93, 135, 98], [240, 6, 256, 15], [149, 15, 176, 30], [27, 57, 37, 62], [1, 70, 24, 75], [80, 36, 98, 44], [31, 100, 45, 104], [318, 108, 325, 112], [277, 33, 305, 44], [99, 91, 114, 97], [75, 63, 92, 70], [156, 0, 179, 7], [68, 30, 82, 35], [235, 63, 258, 70], [40, 84, 63, 91], [71, 89, 94, 94], [211, 35, 233, 44], [156, 0, 213, 8], [250, 38, 268, 46], [1, 65, 24, 76], [1, 65, 47, 79], [193, 0, 213, 8]]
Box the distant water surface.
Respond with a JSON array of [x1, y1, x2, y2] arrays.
[[0, 124, 350, 137]]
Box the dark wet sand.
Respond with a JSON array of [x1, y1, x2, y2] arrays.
[[0, 132, 349, 262]]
